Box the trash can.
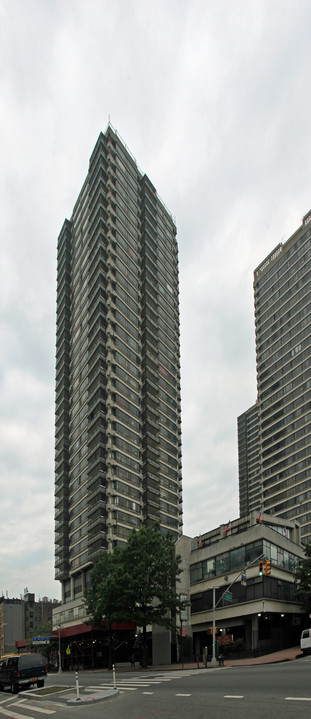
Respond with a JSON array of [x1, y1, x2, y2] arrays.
[[218, 654, 224, 667]]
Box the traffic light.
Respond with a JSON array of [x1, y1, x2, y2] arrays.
[[258, 561, 264, 576], [265, 560, 271, 576]]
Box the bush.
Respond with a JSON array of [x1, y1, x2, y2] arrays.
[[177, 634, 193, 659], [221, 638, 245, 655]]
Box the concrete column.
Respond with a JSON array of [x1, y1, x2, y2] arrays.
[[251, 615, 259, 651]]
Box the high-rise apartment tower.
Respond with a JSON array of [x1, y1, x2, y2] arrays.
[[55, 127, 182, 604], [238, 210, 311, 544], [237, 402, 260, 517]]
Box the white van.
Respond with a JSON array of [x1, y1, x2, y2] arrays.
[[300, 628, 311, 654]]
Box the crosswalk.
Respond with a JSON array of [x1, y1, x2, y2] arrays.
[[86, 670, 200, 694], [0, 697, 58, 718], [0, 670, 203, 716]]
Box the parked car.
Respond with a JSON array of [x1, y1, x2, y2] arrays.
[[300, 628, 311, 654], [0, 653, 47, 693]]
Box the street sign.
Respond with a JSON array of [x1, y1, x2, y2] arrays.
[[32, 637, 50, 645], [223, 592, 232, 602], [179, 594, 188, 621]]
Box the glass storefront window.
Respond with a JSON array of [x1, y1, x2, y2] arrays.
[[230, 546, 245, 571], [203, 558, 216, 578], [216, 552, 229, 575]]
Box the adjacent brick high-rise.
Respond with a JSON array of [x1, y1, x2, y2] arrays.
[[55, 127, 182, 605], [238, 210, 311, 544]]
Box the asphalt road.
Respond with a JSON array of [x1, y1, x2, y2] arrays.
[[0, 658, 311, 719]]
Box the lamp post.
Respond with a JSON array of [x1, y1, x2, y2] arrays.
[[211, 586, 219, 667]]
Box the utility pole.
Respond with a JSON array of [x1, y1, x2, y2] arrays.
[[209, 552, 266, 662], [58, 627, 62, 674], [211, 586, 219, 667]]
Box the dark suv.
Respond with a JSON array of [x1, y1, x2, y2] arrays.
[[0, 653, 47, 693]]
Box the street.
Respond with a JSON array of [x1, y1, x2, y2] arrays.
[[0, 657, 310, 719]]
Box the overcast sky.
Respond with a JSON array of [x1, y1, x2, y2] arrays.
[[1, 0, 311, 601]]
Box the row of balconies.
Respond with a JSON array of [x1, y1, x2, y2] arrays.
[[54, 488, 69, 509], [55, 503, 70, 522], [57, 221, 72, 257]]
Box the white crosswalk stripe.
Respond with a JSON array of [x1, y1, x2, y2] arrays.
[[0, 699, 57, 718], [0, 708, 36, 719], [86, 672, 197, 694], [12, 703, 56, 714]]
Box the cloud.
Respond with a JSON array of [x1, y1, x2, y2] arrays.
[[1, 0, 311, 598]]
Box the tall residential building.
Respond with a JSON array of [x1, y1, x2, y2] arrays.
[[237, 402, 260, 517], [55, 126, 182, 609], [238, 210, 311, 544]]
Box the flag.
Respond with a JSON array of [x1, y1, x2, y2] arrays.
[[223, 520, 231, 534], [198, 535, 202, 548], [258, 510, 262, 524]]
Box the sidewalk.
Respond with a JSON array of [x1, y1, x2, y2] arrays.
[[219, 645, 302, 667], [143, 645, 302, 670]]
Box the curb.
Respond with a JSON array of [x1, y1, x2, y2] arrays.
[[20, 685, 119, 706], [67, 689, 119, 705]]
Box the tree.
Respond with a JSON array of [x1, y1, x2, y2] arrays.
[[122, 525, 185, 667], [85, 525, 186, 668], [295, 542, 311, 613], [85, 549, 130, 668], [29, 621, 57, 669]]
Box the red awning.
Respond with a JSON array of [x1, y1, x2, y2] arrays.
[[52, 621, 135, 639]]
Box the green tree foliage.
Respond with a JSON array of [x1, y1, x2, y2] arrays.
[[85, 549, 128, 626], [295, 542, 311, 613], [29, 621, 56, 668], [85, 549, 130, 668], [85, 525, 186, 667]]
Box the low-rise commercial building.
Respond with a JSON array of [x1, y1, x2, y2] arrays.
[[177, 512, 306, 657]]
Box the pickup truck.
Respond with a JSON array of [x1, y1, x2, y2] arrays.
[[0, 653, 47, 693]]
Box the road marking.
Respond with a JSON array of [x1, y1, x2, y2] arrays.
[[285, 697, 311, 701], [89, 683, 149, 688], [224, 695, 244, 699], [142, 692, 154, 695], [176, 693, 191, 697], [132, 680, 162, 683], [114, 683, 151, 687], [0, 709, 35, 719], [13, 703, 56, 714], [87, 684, 137, 692], [89, 684, 149, 690]]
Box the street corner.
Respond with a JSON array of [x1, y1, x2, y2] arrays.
[[67, 688, 119, 705]]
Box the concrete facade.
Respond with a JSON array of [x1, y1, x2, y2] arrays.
[[176, 512, 305, 656], [239, 211, 311, 544], [54, 127, 182, 666], [0, 593, 59, 656]]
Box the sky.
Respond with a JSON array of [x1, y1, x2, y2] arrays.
[[1, 0, 311, 601]]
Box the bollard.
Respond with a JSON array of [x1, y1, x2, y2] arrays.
[[75, 671, 80, 701], [112, 663, 116, 689]]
